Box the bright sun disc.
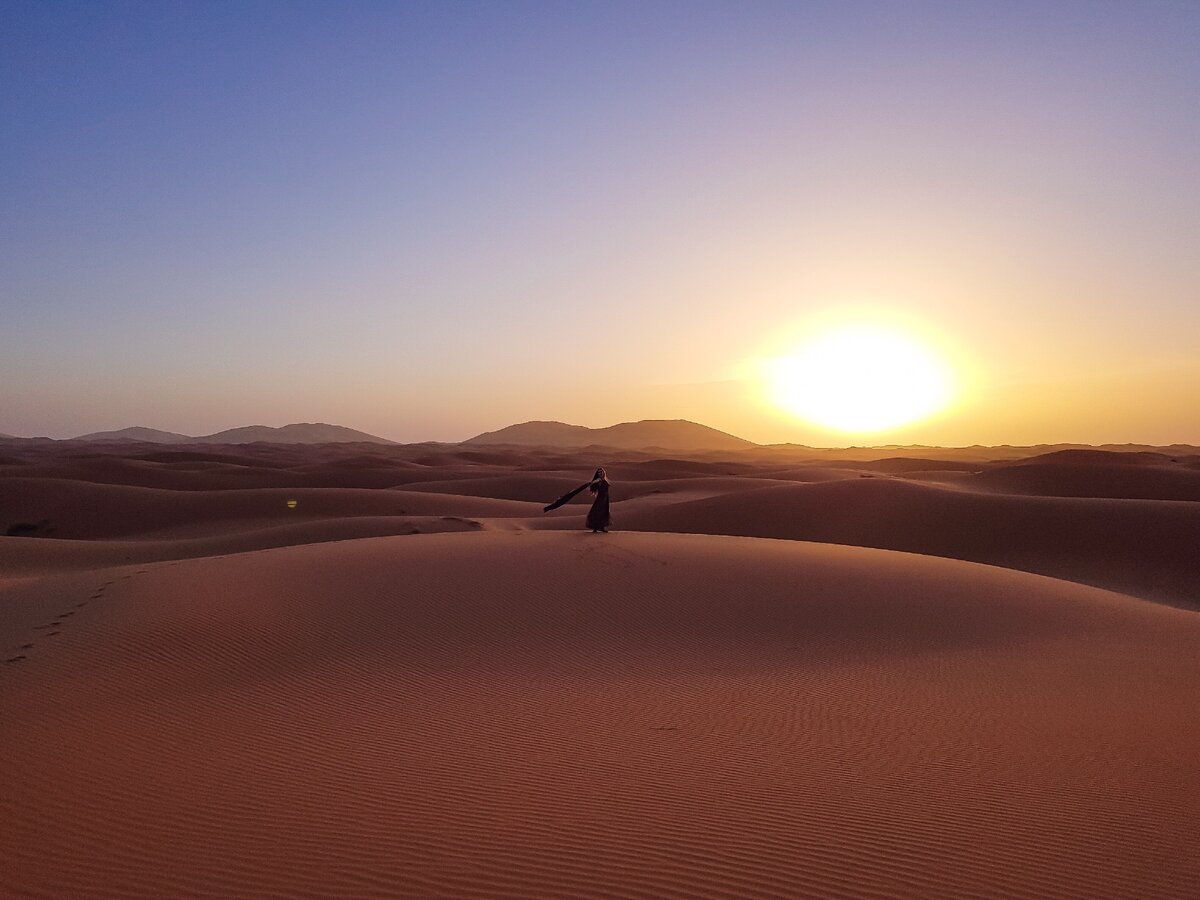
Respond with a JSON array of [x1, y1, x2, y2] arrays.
[[765, 324, 954, 433]]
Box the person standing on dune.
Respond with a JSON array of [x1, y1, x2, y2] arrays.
[[585, 467, 611, 533], [542, 466, 611, 532]]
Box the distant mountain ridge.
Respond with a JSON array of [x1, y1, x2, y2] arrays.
[[73, 426, 193, 443], [7, 420, 1194, 455], [71, 423, 393, 445], [195, 424, 394, 445], [464, 419, 756, 451]]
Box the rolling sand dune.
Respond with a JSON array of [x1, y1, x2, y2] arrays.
[[3, 532, 1199, 898], [402, 474, 795, 504], [0, 516, 485, 576], [969, 460, 1200, 501], [0, 477, 536, 540], [598, 458, 756, 479], [0, 454, 499, 492], [619, 478, 1200, 610], [810, 457, 985, 475], [891, 469, 981, 486], [1015, 449, 1185, 466], [398, 473, 607, 502], [3, 458, 327, 491], [757, 466, 889, 483], [3, 438, 1199, 898]]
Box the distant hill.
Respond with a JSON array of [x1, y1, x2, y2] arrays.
[[464, 419, 756, 451], [193, 423, 393, 445], [72, 426, 191, 443], [464, 421, 594, 446], [71, 423, 393, 445]]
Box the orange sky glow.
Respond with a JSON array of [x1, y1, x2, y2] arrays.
[[3, 3, 1198, 445]]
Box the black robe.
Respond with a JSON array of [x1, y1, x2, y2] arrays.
[[585, 479, 611, 531]]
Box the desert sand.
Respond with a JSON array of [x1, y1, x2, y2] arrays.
[[3, 439, 1199, 898]]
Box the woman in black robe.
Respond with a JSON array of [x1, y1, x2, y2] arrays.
[[585, 467, 611, 533]]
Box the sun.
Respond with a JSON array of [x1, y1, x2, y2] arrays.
[[763, 323, 955, 433]]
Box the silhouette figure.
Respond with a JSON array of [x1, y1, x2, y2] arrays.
[[585, 467, 611, 533], [543, 467, 612, 532]]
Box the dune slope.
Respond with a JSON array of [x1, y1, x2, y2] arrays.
[[0, 477, 535, 539], [970, 460, 1200, 501], [619, 478, 1200, 610], [3, 531, 1198, 899]]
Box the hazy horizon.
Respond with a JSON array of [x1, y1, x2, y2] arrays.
[[6, 414, 1200, 450], [4, 2, 1198, 446]]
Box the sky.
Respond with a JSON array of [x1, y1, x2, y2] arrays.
[[2, 0, 1198, 445]]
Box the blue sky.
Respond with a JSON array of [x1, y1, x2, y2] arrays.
[[3, 1, 1198, 443]]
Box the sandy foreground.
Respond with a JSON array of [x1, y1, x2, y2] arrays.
[[2, 442, 1199, 898]]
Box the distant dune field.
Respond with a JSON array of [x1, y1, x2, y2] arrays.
[[2, 439, 1199, 898]]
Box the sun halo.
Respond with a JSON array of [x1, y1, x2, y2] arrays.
[[763, 324, 955, 434]]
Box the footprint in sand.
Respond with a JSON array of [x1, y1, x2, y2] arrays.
[[4, 655, 26, 663], [20, 644, 34, 650], [46, 631, 61, 637]]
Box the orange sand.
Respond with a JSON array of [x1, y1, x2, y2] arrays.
[[2, 440, 1199, 897]]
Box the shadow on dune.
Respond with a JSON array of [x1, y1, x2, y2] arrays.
[[620, 478, 1200, 611], [0, 477, 536, 540], [968, 460, 1200, 501]]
